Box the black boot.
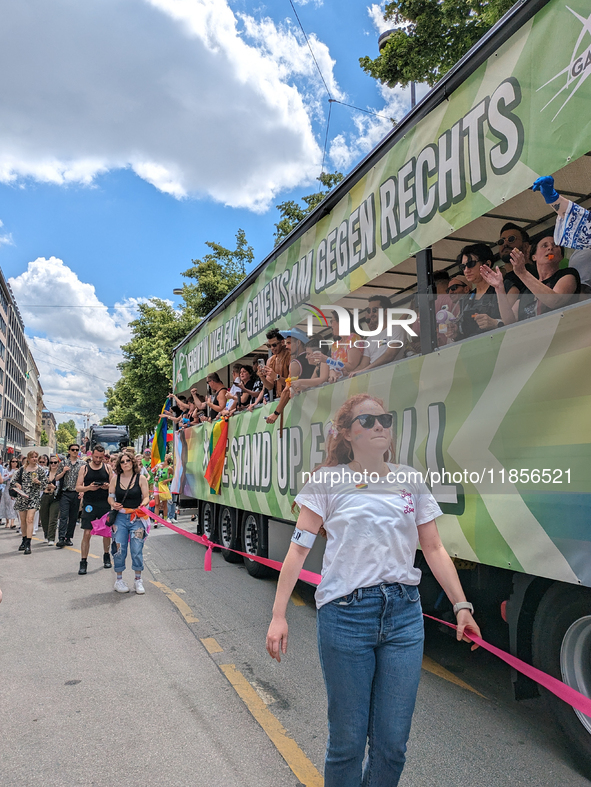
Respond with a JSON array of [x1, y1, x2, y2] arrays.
[[78, 559, 88, 575], [24, 538, 31, 555], [18, 536, 27, 551], [103, 552, 112, 569]]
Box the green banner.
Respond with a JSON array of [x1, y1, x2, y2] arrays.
[[174, 301, 591, 587], [173, 0, 591, 390]]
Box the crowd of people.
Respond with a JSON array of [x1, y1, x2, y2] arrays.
[[169, 176, 591, 430], [0, 444, 176, 593]]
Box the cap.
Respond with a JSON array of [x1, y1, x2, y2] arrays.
[[282, 328, 310, 345]]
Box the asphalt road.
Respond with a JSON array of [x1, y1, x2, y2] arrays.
[[1, 515, 590, 786]]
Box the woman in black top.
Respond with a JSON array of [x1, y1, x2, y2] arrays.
[[108, 454, 149, 595], [457, 244, 518, 338], [511, 234, 581, 321]]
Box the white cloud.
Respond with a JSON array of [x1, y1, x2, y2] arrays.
[[8, 257, 150, 426], [367, 3, 391, 34], [0, 219, 13, 247], [0, 0, 342, 211]]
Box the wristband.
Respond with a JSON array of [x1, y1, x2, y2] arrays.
[[291, 527, 317, 549], [453, 601, 474, 616]]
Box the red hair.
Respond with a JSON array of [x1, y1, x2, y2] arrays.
[[322, 393, 396, 468]]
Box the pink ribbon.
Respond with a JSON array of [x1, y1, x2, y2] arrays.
[[140, 507, 591, 719]]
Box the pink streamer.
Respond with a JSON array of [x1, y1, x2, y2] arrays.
[[140, 507, 591, 719]]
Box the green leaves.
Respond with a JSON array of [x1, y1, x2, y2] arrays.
[[360, 0, 514, 88], [103, 232, 249, 439], [274, 172, 344, 245], [56, 419, 78, 454]]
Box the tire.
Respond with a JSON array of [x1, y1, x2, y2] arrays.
[[241, 512, 274, 579], [201, 501, 217, 542], [532, 583, 591, 777], [219, 506, 242, 564]]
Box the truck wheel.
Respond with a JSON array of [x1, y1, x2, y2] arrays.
[[532, 583, 591, 776], [219, 506, 242, 564], [201, 501, 217, 542], [241, 513, 273, 579]]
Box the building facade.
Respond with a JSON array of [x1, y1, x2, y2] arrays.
[[42, 410, 57, 453], [0, 268, 28, 458], [24, 348, 41, 446]]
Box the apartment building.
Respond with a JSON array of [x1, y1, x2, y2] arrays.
[[0, 267, 28, 457]]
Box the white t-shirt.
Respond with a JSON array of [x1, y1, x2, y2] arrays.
[[225, 377, 242, 410], [362, 325, 406, 365], [295, 463, 442, 608]]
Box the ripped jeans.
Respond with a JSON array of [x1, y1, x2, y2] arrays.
[[111, 511, 147, 573]]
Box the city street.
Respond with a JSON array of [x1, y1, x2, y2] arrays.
[[1, 514, 589, 787]]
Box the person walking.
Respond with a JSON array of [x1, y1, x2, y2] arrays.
[[0, 457, 20, 529], [55, 443, 84, 548], [39, 455, 62, 545], [266, 393, 480, 787], [108, 454, 150, 594], [10, 450, 48, 554], [75, 445, 112, 575]]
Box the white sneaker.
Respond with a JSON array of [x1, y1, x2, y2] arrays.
[[114, 579, 130, 593], [48, 540, 55, 546], [134, 578, 145, 595]]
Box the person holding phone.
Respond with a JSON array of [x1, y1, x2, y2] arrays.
[[75, 445, 112, 575]]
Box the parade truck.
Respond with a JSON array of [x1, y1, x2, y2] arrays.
[[171, 0, 591, 771], [88, 424, 130, 453]]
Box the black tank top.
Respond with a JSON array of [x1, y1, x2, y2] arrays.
[[115, 473, 142, 508], [82, 463, 110, 506]]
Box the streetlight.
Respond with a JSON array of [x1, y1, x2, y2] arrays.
[[172, 288, 183, 296], [378, 29, 416, 109]]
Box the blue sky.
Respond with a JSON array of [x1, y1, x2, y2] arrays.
[[0, 0, 416, 425]]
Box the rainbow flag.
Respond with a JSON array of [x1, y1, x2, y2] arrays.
[[151, 398, 171, 469], [204, 418, 229, 494]]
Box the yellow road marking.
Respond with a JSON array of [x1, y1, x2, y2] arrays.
[[31, 537, 99, 559], [220, 664, 323, 787], [290, 591, 305, 606], [422, 655, 486, 698], [150, 581, 199, 623], [201, 637, 223, 654]]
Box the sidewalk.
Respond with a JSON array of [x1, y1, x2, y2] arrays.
[[0, 526, 299, 787]]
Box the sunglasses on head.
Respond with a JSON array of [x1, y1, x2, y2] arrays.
[[447, 283, 466, 293], [460, 258, 479, 270], [350, 413, 393, 430], [498, 234, 517, 246]]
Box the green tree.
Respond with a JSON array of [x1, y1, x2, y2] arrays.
[[274, 172, 344, 245], [40, 429, 49, 446], [180, 229, 253, 317], [103, 233, 249, 439], [56, 420, 78, 454], [359, 0, 515, 88]]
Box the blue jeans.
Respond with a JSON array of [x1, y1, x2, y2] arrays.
[[167, 499, 176, 519], [317, 583, 424, 787], [112, 512, 147, 573]]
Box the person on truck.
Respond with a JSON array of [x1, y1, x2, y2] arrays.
[[260, 329, 290, 396], [204, 373, 228, 417], [266, 392, 480, 787]]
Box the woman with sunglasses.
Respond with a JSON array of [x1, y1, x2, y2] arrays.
[[457, 243, 518, 338], [39, 455, 63, 544], [108, 453, 150, 594], [266, 393, 480, 787], [0, 457, 20, 529]]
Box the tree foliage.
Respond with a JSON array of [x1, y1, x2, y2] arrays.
[[274, 172, 344, 245], [359, 0, 515, 88], [56, 420, 78, 454], [40, 429, 48, 446], [103, 231, 250, 439]]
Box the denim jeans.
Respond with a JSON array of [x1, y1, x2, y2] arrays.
[[112, 512, 147, 573], [317, 583, 424, 787], [167, 499, 176, 519]]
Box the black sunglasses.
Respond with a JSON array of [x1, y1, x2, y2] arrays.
[[447, 283, 466, 293], [498, 234, 517, 246], [49, 460, 58, 464], [460, 258, 479, 270], [350, 413, 393, 430]]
